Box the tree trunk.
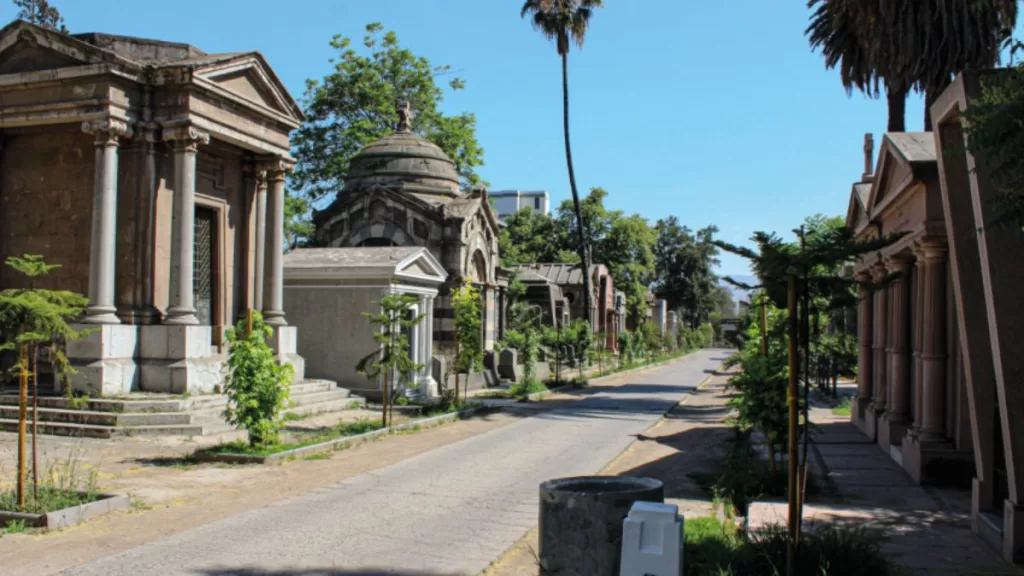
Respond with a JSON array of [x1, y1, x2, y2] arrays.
[[886, 83, 907, 132], [561, 52, 594, 326], [381, 371, 390, 428], [32, 344, 39, 501]]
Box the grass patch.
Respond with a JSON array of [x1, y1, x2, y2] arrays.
[[198, 419, 386, 457], [302, 452, 331, 461], [1, 519, 28, 534], [832, 396, 852, 416], [0, 458, 102, 515], [689, 429, 820, 516], [684, 516, 894, 575], [508, 379, 549, 400]]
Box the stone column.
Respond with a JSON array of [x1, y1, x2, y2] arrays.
[[164, 126, 209, 325], [261, 160, 291, 326], [81, 119, 132, 324], [855, 270, 874, 405], [912, 245, 927, 433], [920, 244, 948, 441], [886, 255, 913, 424], [253, 169, 268, 311], [871, 263, 889, 412]]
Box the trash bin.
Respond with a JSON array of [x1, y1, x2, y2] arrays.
[[538, 476, 664, 576]]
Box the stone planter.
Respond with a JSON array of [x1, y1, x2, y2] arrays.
[[0, 493, 129, 530], [538, 476, 664, 576]]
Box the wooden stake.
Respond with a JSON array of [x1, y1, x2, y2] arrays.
[[17, 343, 28, 509], [760, 292, 768, 356], [31, 344, 39, 501], [786, 276, 799, 576]]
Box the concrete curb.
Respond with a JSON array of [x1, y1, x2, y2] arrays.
[[194, 405, 498, 464], [0, 493, 129, 530]]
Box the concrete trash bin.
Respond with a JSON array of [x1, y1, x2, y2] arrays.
[[538, 476, 664, 576]]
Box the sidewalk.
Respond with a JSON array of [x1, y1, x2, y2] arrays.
[[749, 397, 1021, 575]]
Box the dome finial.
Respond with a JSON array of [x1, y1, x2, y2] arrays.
[[397, 101, 414, 133]]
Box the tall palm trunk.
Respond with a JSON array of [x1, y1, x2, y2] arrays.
[[886, 83, 907, 132], [561, 51, 594, 323]]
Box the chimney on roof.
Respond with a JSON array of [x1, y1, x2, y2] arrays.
[[862, 133, 874, 181]]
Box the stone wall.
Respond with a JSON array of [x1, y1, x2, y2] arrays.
[[0, 129, 95, 294]]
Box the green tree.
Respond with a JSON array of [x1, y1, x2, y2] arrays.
[[963, 51, 1024, 230], [222, 311, 294, 448], [521, 0, 605, 324], [357, 292, 425, 426], [654, 218, 721, 328], [13, 0, 67, 32], [807, 0, 1017, 131], [284, 193, 316, 251], [451, 279, 482, 405], [293, 22, 484, 202], [499, 208, 571, 266], [0, 255, 88, 508]]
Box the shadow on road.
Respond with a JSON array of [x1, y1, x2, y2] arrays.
[[196, 565, 460, 569]]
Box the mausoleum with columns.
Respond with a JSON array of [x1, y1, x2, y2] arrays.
[[849, 71, 1024, 563], [0, 21, 305, 394]]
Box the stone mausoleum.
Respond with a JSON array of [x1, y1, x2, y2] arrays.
[[311, 103, 508, 352], [0, 21, 305, 394]]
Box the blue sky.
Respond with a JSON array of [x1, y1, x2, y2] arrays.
[[0, 1, 946, 276]]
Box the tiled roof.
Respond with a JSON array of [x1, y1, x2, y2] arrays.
[[510, 263, 602, 286]]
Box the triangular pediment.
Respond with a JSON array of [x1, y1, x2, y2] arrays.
[[396, 249, 448, 283], [0, 23, 123, 75], [866, 135, 916, 215], [193, 55, 303, 122]]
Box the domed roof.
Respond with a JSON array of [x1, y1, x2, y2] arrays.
[[343, 102, 461, 196]]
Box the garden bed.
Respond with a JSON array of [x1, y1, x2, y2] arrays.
[[0, 491, 129, 530], [194, 404, 497, 464]]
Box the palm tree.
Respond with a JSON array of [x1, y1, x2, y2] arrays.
[[806, 0, 911, 132], [521, 0, 603, 321], [807, 0, 1017, 132]]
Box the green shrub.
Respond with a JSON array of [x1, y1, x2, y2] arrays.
[[223, 311, 294, 448], [509, 378, 548, 400]]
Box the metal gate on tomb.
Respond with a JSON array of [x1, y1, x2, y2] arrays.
[[193, 207, 218, 331]]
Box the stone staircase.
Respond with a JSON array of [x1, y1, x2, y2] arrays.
[[0, 379, 364, 439]]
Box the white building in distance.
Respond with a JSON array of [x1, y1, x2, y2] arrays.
[[489, 190, 550, 220]]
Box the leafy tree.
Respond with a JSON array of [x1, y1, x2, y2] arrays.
[[0, 255, 87, 508], [522, 327, 540, 382], [358, 293, 424, 426], [962, 52, 1024, 230], [292, 22, 484, 203], [499, 208, 571, 266], [522, 0, 605, 325], [13, 0, 67, 32], [284, 193, 316, 251], [222, 311, 294, 448], [451, 279, 482, 405]]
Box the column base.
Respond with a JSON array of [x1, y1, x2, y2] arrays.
[[82, 305, 122, 325], [263, 309, 287, 327], [164, 307, 199, 325], [851, 397, 874, 437], [901, 434, 972, 485], [1004, 500, 1024, 564], [117, 306, 161, 326], [878, 412, 910, 451], [267, 325, 304, 382], [66, 324, 140, 395]]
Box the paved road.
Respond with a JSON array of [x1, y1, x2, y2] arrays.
[[58, 349, 729, 576]]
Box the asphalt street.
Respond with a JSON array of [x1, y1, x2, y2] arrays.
[[56, 349, 728, 576]]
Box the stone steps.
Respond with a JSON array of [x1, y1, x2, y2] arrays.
[[0, 380, 364, 438]]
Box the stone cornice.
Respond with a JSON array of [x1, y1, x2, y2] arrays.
[[258, 157, 295, 179]]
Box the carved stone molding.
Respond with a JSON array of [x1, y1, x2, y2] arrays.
[[82, 119, 133, 146], [258, 157, 295, 180], [163, 126, 210, 152]]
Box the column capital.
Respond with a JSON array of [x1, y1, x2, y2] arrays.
[[82, 118, 132, 146], [884, 253, 914, 273], [244, 162, 269, 190], [163, 125, 210, 152], [258, 157, 295, 181]]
